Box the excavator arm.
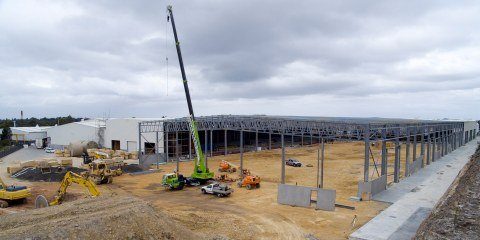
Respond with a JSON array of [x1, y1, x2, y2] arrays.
[[48, 171, 100, 206], [167, 5, 213, 180]]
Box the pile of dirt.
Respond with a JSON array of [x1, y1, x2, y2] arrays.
[[0, 195, 203, 240], [415, 144, 480, 239], [12, 167, 87, 182]]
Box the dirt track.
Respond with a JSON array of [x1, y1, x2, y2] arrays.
[[415, 144, 480, 240]]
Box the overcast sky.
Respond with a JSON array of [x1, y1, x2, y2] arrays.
[[0, 0, 479, 120]]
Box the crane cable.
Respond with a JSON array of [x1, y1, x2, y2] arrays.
[[165, 9, 169, 96]]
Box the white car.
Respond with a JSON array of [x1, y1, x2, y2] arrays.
[[44, 147, 55, 153]]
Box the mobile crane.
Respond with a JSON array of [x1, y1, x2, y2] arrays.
[[34, 171, 100, 208], [162, 5, 214, 190]]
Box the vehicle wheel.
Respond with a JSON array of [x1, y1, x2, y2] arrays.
[[237, 182, 242, 187], [217, 193, 223, 197], [177, 185, 184, 190], [0, 200, 8, 208], [202, 189, 207, 194], [256, 183, 260, 188], [246, 184, 252, 190]]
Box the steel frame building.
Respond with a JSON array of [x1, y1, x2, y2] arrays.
[[138, 115, 471, 200]]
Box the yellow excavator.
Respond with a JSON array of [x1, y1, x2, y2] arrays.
[[35, 171, 100, 208], [0, 176, 31, 208]]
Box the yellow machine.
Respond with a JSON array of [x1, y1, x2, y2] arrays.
[[82, 161, 121, 184], [35, 171, 100, 208], [0, 177, 31, 208]]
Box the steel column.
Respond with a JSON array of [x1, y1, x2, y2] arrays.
[[240, 130, 244, 178], [413, 126, 417, 161], [394, 129, 400, 183], [405, 128, 410, 177], [255, 130, 258, 151], [156, 131, 159, 168], [224, 129, 227, 156], [281, 132, 285, 184], [175, 131, 179, 172], [426, 133, 431, 165], [268, 131, 272, 150], [204, 130, 208, 169], [381, 128, 387, 176], [420, 128, 425, 167], [166, 130, 169, 162], [210, 130, 213, 157], [364, 125, 370, 182], [321, 138, 325, 188]]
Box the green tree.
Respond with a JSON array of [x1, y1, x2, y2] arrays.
[[1, 125, 11, 147]]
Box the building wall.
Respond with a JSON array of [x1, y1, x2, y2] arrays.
[[463, 121, 479, 142], [47, 123, 98, 146], [104, 119, 162, 153], [11, 130, 47, 141]]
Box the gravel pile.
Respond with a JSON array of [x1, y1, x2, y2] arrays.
[[12, 167, 87, 182], [121, 164, 144, 173], [415, 144, 480, 240]]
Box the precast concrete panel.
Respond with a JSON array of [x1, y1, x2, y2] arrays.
[[358, 174, 387, 200], [316, 189, 336, 211], [277, 184, 312, 208]]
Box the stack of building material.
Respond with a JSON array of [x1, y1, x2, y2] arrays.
[[58, 158, 73, 166], [128, 151, 138, 160], [7, 165, 23, 174], [20, 160, 37, 168]]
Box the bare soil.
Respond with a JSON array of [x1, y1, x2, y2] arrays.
[[114, 142, 393, 239], [0, 142, 424, 239], [0, 195, 202, 240], [415, 144, 480, 240]]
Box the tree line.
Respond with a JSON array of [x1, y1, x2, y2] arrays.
[[0, 116, 85, 146]]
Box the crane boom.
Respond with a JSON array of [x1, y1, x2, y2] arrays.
[[167, 5, 213, 180]]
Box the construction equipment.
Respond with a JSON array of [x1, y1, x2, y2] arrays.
[[0, 176, 31, 208], [237, 175, 261, 190], [162, 173, 185, 190], [218, 160, 237, 173], [214, 173, 236, 183], [35, 171, 99, 208], [163, 5, 214, 184], [82, 161, 119, 184]]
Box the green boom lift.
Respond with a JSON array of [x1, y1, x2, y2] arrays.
[[162, 5, 214, 189]]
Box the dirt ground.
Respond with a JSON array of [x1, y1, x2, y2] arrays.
[[1, 141, 424, 239], [114, 142, 402, 239], [415, 144, 480, 240], [0, 195, 202, 240]]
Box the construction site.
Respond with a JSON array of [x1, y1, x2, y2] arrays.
[[1, 3, 480, 240]]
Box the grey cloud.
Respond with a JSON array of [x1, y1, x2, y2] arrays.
[[0, 0, 479, 119]]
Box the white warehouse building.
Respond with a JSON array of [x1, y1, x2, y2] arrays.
[[47, 120, 105, 147], [104, 118, 163, 153], [11, 126, 51, 141]]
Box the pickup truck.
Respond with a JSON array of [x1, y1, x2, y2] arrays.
[[201, 182, 233, 197]]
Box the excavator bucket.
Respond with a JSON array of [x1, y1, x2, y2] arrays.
[[35, 195, 49, 208]]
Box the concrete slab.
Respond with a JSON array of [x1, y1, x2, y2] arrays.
[[349, 140, 477, 240]]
